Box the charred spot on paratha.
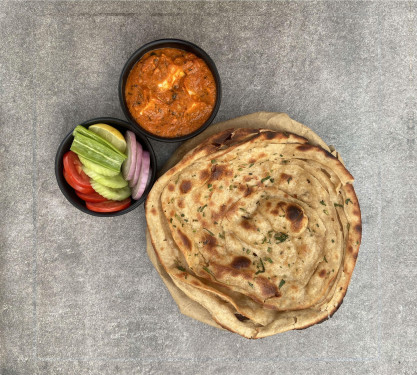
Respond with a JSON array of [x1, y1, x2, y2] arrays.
[[203, 233, 219, 256], [297, 144, 314, 151], [199, 169, 210, 181], [179, 180, 192, 194], [263, 130, 278, 140], [235, 313, 250, 322], [211, 129, 235, 146], [231, 256, 251, 269], [229, 128, 260, 144], [211, 263, 252, 280], [256, 276, 281, 299], [209, 164, 233, 181], [240, 219, 257, 231], [269, 201, 286, 217], [243, 186, 254, 197], [177, 230, 192, 250], [286, 205, 307, 232], [280, 173, 293, 183]]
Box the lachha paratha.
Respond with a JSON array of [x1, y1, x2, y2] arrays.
[[146, 126, 361, 338]]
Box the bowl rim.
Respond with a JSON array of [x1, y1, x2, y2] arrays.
[[55, 117, 157, 217], [118, 38, 222, 143]]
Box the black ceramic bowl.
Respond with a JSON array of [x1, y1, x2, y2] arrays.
[[119, 38, 222, 142], [55, 117, 157, 217]]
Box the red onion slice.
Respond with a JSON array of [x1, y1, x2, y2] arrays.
[[132, 151, 150, 200], [122, 131, 137, 181], [129, 141, 143, 187]]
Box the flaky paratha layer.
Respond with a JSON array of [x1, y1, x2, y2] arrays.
[[146, 124, 361, 339]]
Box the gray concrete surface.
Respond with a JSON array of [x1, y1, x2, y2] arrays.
[[0, 1, 416, 374]]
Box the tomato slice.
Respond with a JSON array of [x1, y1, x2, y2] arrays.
[[75, 191, 107, 203], [63, 151, 91, 188], [86, 198, 131, 213], [63, 168, 95, 194]]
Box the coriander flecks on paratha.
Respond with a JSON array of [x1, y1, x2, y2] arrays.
[[146, 127, 361, 338]]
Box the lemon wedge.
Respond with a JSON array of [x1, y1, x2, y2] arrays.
[[88, 123, 127, 153]]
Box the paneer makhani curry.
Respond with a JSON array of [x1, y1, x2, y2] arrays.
[[125, 48, 216, 138]]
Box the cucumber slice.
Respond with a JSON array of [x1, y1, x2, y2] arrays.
[[73, 125, 127, 158], [71, 132, 126, 172], [79, 156, 119, 177], [82, 166, 128, 189], [90, 181, 131, 201]]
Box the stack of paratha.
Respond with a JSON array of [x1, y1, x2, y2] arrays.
[[145, 113, 361, 338]]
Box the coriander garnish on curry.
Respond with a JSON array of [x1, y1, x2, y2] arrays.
[[124, 47, 216, 138]]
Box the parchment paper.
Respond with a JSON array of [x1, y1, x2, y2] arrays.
[[146, 112, 342, 330]]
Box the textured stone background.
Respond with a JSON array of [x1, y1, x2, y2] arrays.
[[0, 1, 416, 374]]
